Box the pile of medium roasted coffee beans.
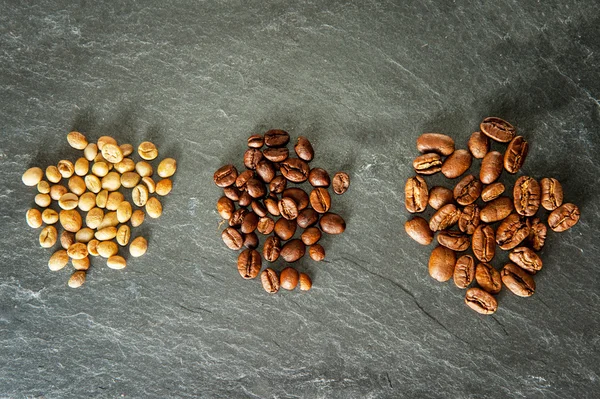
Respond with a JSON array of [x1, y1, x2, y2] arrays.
[[214, 129, 349, 294], [22, 132, 177, 288], [404, 117, 580, 315]]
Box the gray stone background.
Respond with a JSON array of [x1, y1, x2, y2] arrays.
[[1, 0, 599, 398]]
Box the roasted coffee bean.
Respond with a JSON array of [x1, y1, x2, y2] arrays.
[[429, 204, 461, 232], [217, 196, 235, 219], [283, 188, 309, 210], [416, 133, 455, 156], [248, 134, 264, 148], [263, 147, 289, 162], [224, 186, 241, 201], [264, 198, 280, 217], [319, 212, 346, 235], [263, 236, 282, 262], [405, 176, 429, 213], [496, 213, 530, 250], [308, 168, 331, 187], [428, 186, 454, 210], [458, 204, 480, 235], [454, 255, 475, 289], [540, 177, 563, 211], [509, 247, 542, 274], [480, 117, 515, 143], [246, 178, 266, 199], [214, 164, 238, 187], [264, 129, 290, 147], [475, 263, 502, 294], [548, 203, 580, 232], [280, 267, 299, 290], [413, 153, 442, 175], [237, 249, 261, 279], [261, 268, 280, 293], [257, 216, 275, 235], [310, 188, 331, 213], [274, 218, 297, 240], [480, 197, 514, 223], [309, 244, 325, 261], [405, 216, 433, 245], [453, 175, 482, 206], [222, 227, 243, 250], [504, 136, 528, 174], [428, 245, 456, 282], [437, 230, 470, 251], [501, 263, 535, 297], [301, 227, 322, 246], [229, 208, 248, 227], [472, 224, 495, 262], [481, 182, 505, 202], [527, 218, 547, 251], [332, 172, 350, 195], [238, 191, 252, 207], [513, 176, 540, 217], [235, 170, 254, 189], [251, 200, 268, 217], [256, 160, 276, 183], [269, 175, 287, 194], [278, 197, 299, 220], [294, 136, 314, 161], [299, 273, 313, 290], [243, 232, 259, 249], [240, 211, 259, 234], [441, 149, 472, 179], [280, 158, 310, 183], [465, 288, 498, 315], [281, 239, 306, 262], [297, 208, 319, 228], [480, 151, 503, 184], [468, 131, 489, 159]]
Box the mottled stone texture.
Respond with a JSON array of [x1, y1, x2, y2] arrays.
[[1, 0, 599, 398]]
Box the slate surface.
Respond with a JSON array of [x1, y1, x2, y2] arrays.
[[1, 1, 599, 398]]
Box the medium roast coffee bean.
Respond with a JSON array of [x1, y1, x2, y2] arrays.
[[527, 218, 547, 251], [548, 203, 580, 232], [540, 177, 563, 211], [454, 255, 475, 289], [319, 212, 346, 235], [280, 267, 299, 290], [465, 288, 498, 315], [472, 224, 495, 262], [248, 134, 264, 148], [332, 172, 350, 195], [257, 216, 275, 235], [224, 186, 241, 201], [243, 148, 263, 170], [278, 197, 299, 220], [299, 273, 313, 290], [280, 158, 310, 183], [309, 244, 325, 261], [428, 186, 454, 210], [274, 218, 297, 240], [458, 204, 480, 235], [310, 188, 331, 213], [264, 198, 280, 216], [501, 263, 535, 297], [413, 153, 442, 175], [264, 129, 290, 147], [214, 164, 238, 187], [475, 262, 502, 294], [480, 117, 515, 143], [294, 136, 314, 161], [428, 246, 456, 282], [263, 147, 289, 162], [282, 188, 309, 210], [238, 191, 252, 207], [222, 227, 243, 250], [297, 208, 319, 228], [237, 249, 261, 279], [437, 230, 470, 251], [416, 133, 455, 156], [405, 216, 433, 245], [481, 182, 505, 202], [480, 197, 514, 223], [281, 239, 306, 262], [453, 175, 482, 206], [246, 178, 266, 199], [468, 131, 489, 159], [243, 232, 259, 249], [301, 227, 322, 245], [480, 151, 503, 184], [269, 175, 287, 193], [229, 208, 248, 227], [308, 168, 331, 187], [509, 247, 542, 274], [251, 200, 268, 217], [496, 213, 530, 250], [441, 149, 472, 179], [513, 176, 540, 216], [256, 160, 276, 183], [405, 176, 429, 213], [235, 170, 254, 189], [261, 268, 280, 293], [429, 204, 461, 232], [263, 236, 281, 262], [240, 211, 259, 234], [504, 136, 528, 174]]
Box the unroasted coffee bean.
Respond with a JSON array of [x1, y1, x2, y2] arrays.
[[453, 175, 482, 206], [429, 204, 461, 232], [238, 191, 252, 207], [280, 158, 310, 183], [235, 170, 254, 189], [217, 196, 235, 219], [214, 164, 238, 188], [481, 182, 505, 202], [60, 209, 82, 233], [280, 267, 299, 290], [480, 151, 503, 184], [309, 188, 331, 213], [247, 134, 264, 148], [222, 227, 243, 250], [297, 208, 319, 228], [240, 211, 259, 234], [513, 176, 540, 217], [428, 186, 454, 210], [251, 200, 268, 217], [437, 231, 470, 251], [527, 218, 547, 251], [48, 249, 69, 271], [26, 208, 43, 228], [263, 147, 289, 162], [319, 212, 346, 235], [278, 197, 298, 220], [501, 263, 535, 297], [468, 131, 489, 159], [475, 262, 502, 294], [261, 268, 280, 293], [405, 175, 428, 213], [237, 249, 261, 279], [39, 226, 58, 248], [480, 117, 515, 143], [540, 177, 563, 211], [246, 178, 266, 199], [22, 167, 44, 186], [243, 148, 263, 170], [548, 203, 580, 232], [309, 244, 325, 261], [263, 236, 281, 262], [269, 175, 287, 194], [308, 168, 330, 187], [480, 197, 514, 223], [416, 133, 455, 156], [441, 149, 472, 179], [413, 153, 442, 175], [428, 245, 456, 282], [465, 288, 497, 315], [229, 208, 248, 227], [264, 198, 280, 217], [60, 231, 76, 250], [281, 239, 306, 262], [264, 129, 290, 147], [509, 247, 543, 274], [458, 204, 480, 235], [496, 213, 530, 250], [282, 188, 309, 210], [294, 136, 314, 161], [454, 255, 475, 289], [504, 136, 528, 174], [332, 172, 350, 195], [243, 232, 259, 249], [405, 216, 433, 245], [472, 224, 495, 262], [257, 216, 275, 235], [256, 160, 275, 183], [301, 227, 322, 246], [274, 218, 297, 240]]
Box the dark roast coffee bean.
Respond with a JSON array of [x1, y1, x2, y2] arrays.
[[243, 148, 263, 170], [214, 164, 238, 188], [480, 117, 515, 143], [309, 244, 325, 261], [278, 197, 299, 220], [222, 227, 243, 250], [481, 182, 505, 202], [308, 168, 331, 187], [257, 216, 275, 235], [301, 227, 322, 245], [501, 263, 535, 297], [480, 197, 514, 223], [465, 287, 498, 315], [263, 236, 281, 262], [297, 208, 319, 228], [274, 218, 297, 240], [441, 149, 472, 179], [251, 200, 268, 217], [496, 213, 530, 250], [294, 136, 314, 161], [256, 160, 276, 183], [428, 245, 456, 282], [513, 176, 540, 217], [269, 175, 287, 194], [509, 247, 542, 274], [238, 191, 252, 207], [428, 186, 454, 210], [429, 204, 461, 232], [217, 196, 235, 219], [264, 129, 290, 147], [527, 218, 547, 251], [247, 134, 264, 148], [240, 211, 259, 234], [319, 212, 346, 235], [405, 175, 429, 213], [229, 208, 248, 227], [504, 136, 528, 174], [223, 186, 241, 201], [264, 198, 280, 217], [280, 267, 299, 290], [243, 232, 259, 249], [261, 268, 280, 293], [475, 262, 502, 294], [413, 153, 442, 175], [458, 204, 480, 235], [246, 178, 266, 199], [280, 158, 310, 183], [281, 239, 306, 262], [405, 216, 433, 245], [540, 177, 563, 211], [468, 131, 489, 159], [310, 188, 331, 213], [472, 224, 495, 262], [237, 249, 261, 279], [453, 175, 482, 206], [283, 188, 309, 210], [263, 147, 289, 162], [437, 230, 470, 251], [416, 133, 455, 156], [548, 203, 580, 232], [480, 151, 503, 184], [332, 172, 350, 195], [235, 170, 254, 189], [454, 255, 475, 289]]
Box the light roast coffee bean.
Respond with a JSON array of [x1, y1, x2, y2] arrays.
[[416, 133, 455, 156], [437, 230, 470, 251], [540, 177, 563, 211], [496, 213, 530, 250], [504, 136, 528, 174], [428, 246, 456, 282], [280, 158, 310, 183], [261, 268, 280, 293], [453, 255, 475, 289], [548, 203, 580, 232], [472, 224, 495, 262], [310, 188, 331, 213], [332, 172, 350, 195], [480, 151, 503, 184], [237, 249, 261, 279], [429, 204, 461, 232], [413, 153, 442, 175], [468, 131, 489, 159], [405, 176, 428, 213], [527, 218, 547, 251], [509, 247, 542, 274], [309, 244, 325, 261], [480, 197, 514, 223], [308, 168, 330, 187], [480, 117, 515, 143], [441, 149, 472, 179], [453, 175, 482, 206], [319, 212, 346, 235], [294, 136, 314, 161], [264, 129, 290, 147], [222, 227, 243, 250], [405, 217, 433, 245], [280, 239, 306, 262], [513, 176, 540, 217], [465, 288, 497, 315], [481, 182, 505, 202], [263, 236, 281, 262], [214, 164, 238, 187], [475, 262, 502, 294], [501, 263, 535, 297]]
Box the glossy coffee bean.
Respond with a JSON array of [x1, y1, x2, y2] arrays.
[[246, 178, 266, 199], [458, 204, 480, 235], [405, 216, 433, 245], [240, 211, 259, 234], [454, 255, 475, 289], [229, 208, 248, 227], [251, 200, 268, 217], [256, 160, 276, 183], [513, 176, 540, 217], [481, 182, 505, 202], [428, 245, 456, 282], [501, 263, 535, 297], [428, 186, 454, 210], [548, 203, 580, 232], [280, 267, 299, 290], [278, 197, 299, 220], [309, 244, 325, 261], [269, 175, 287, 194], [237, 249, 261, 279], [274, 218, 297, 240], [496, 213, 530, 250], [413, 153, 442, 175], [480, 117, 515, 143], [527, 218, 547, 251], [281, 239, 306, 262], [308, 168, 331, 187], [257, 216, 275, 235], [297, 208, 319, 228], [437, 230, 470, 251], [509, 247, 542, 274], [294, 136, 314, 161], [280, 158, 310, 183], [261, 268, 279, 293], [453, 175, 482, 206], [332, 172, 350, 195], [540, 177, 563, 211], [264, 129, 290, 147], [472, 224, 495, 262], [475, 262, 502, 294], [222, 227, 243, 250], [468, 131, 489, 159], [282, 188, 309, 210], [217, 196, 235, 219], [243, 232, 259, 249], [264, 198, 280, 217], [465, 288, 497, 315], [299, 273, 312, 290], [310, 188, 331, 213], [235, 170, 254, 189], [416, 133, 455, 156], [429, 204, 461, 232], [263, 236, 281, 262], [441, 149, 472, 179], [214, 164, 238, 187], [238, 191, 252, 207], [480, 151, 503, 184], [319, 212, 346, 235], [263, 147, 289, 162], [504, 136, 528, 174], [301, 227, 322, 246], [223, 186, 241, 201], [405, 175, 429, 213], [247, 134, 264, 148], [480, 197, 514, 223], [244, 148, 263, 170]]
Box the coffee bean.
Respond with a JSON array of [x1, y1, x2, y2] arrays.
[[261, 268, 280, 293], [263, 236, 282, 262], [280, 158, 310, 183], [475, 262, 502, 294], [214, 164, 238, 188], [405, 175, 429, 213], [428, 186, 454, 210], [480, 151, 503, 184], [301, 227, 322, 245], [527, 218, 547, 251], [480, 117, 515, 143], [243, 232, 259, 249], [48, 249, 69, 271], [294, 136, 314, 161], [548, 203, 580, 232], [235, 170, 254, 189], [405, 216, 433, 245], [67, 131, 88, 150], [246, 178, 266, 199], [437, 230, 470, 251], [509, 247, 542, 274], [237, 249, 261, 279], [238, 191, 252, 207], [224, 186, 242, 201], [310, 188, 331, 213], [472, 224, 495, 262], [269, 175, 287, 194], [501, 263, 535, 297], [39, 225, 58, 248], [454, 255, 475, 289], [255, 160, 276, 183], [240, 211, 259, 234], [429, 204, 461, 232], [441, 149, 472, 179], [308, 168, 331, 187], [278, 197, 299, 220], [465, 288, 498, 315], [264, 129, 290, 147], [332, 172, 350, 195], [281, 239, 306, 262], [257, 216, 275, 235], [319, 212, 346, 235], [428, 245, 456, 282], [453, 175, 482, 206], [540, 177, 563, 211], [297, 208, 319, 229], [97, 241, 118, 258], [413, 153, 442, 175], [480, 197, 514, 223], [280, 267, 299, 290], [26, 208, 43, 228], [458, 204, 480, 235], [309, 244, 325, 261], [481, 182, 505, 202], [504, 136, 528, 174], [229, 208, 248, 227], [274, 218, 297, 240], [299, 273, 312, 290], [243, 148, 263, 170], [468, 131, 489, 159], [129, 236, 148, 257], [263, 147, 289, 162], [60, 231, 76, 250], [74, 157, 89, 176], [248, 134, 264, 148], [416, 133, 455, 156], [496, 213, 530, 250], [282, 188, 309, 210], [60, 209, 82, 233], [251, 200, 268, 217], [138, 141, 158, 161], [513, 176, 541, 216], [157, 158, 177, 178]]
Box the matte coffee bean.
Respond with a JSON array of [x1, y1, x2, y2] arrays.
[[527, 218, 547, 251], [274, 218, 297, 240], [468, 131, 489, 159], [540, 177, 563, 211], [458, 204, 480, 235], [454, 255, 475, 289], [513, 176, 540, 216], [309, 244, 325, 261], [256, 160, 276, 183], [240, 211, 259, 234], [308, 168, 331, 187], [297, 208, 319, 228], [504, 136, 528, 174], [251, 200, 268, 217], [280, 267, 299, 290], [280, 158, 310, 183], [269, 175, 287, 194], [416, 133, 455, 156], [263, 147, 289, 162], [332, 172, 350, 195], [264, 129, 290, 147], [223, 186, 241, 201], [480, 197, 514, 223], [404, 216, 433, 245], [261, 268, 280, 293], [501, 263, 535, 297], [243, 232, 259, 249], [472, 224, 495, 262], [481, 182, 505, 202], [496, 213, 530, 250], [509, 247, 543, 274], [548, 203, 580, 232], [475, 262, 502, 294], [294, 136, 314, 161], [480, 151, 503, 184], [257, 216, 275, 235], [480, 117, 515, 143], [437, 230, 470, 251], [441, 149, 472, 179], [263, 236, 281, 262], [405, 175, 428, 213], [235, 170, 254, 189], [428, 245, 456, 282], [264, 198, 280, 216], [283, 188, 309, 210], [453, 175, 482, 206], [428, 186, 454, 210], [413, 153, 442, 175], [301, 227, 322, 246], [246, 178, 266, 199], [278, 197, 299, 220], [429, 204, 461, 232], [247, 134, 264, 148], [310, 188, 331, 213], [238, 191, 252, 207], [281, 239, 306, 262], [222, 227, 243, 250], [237, 249, 261, 279], [465, 288, 498, 315], [214, 164, 238, 187], [229, 208, 248, 227], [319, 212, 346, 235]]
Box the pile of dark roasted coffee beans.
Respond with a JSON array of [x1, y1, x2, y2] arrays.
[[214, 130, 349, 293], [404, 117, 580, 315]]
